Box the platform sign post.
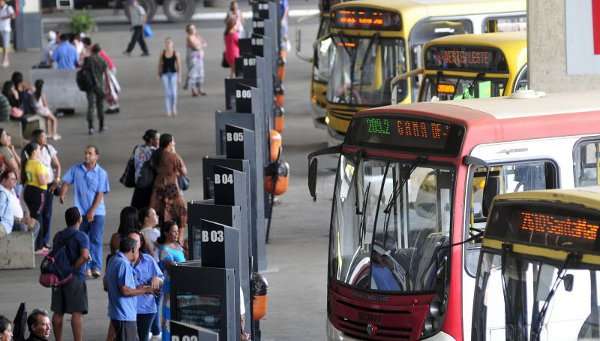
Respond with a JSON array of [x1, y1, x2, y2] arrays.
[[170, 320, 219, 341]]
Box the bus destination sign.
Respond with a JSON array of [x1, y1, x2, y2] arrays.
[[425, 45, 508, 73], [333, 7, 401, 30], [486, 203, 600, 256], [346, 116, 463, 156]]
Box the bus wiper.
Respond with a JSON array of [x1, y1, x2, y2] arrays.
[[357, 183, 372, 245], [357, 34, 380, 103], [384, 157, 427, 214], [466, 72, 485, 98], [530, 253, 580, 341]]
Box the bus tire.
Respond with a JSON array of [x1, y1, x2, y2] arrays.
[[163, 0, 196, 22], [124, 0, 157, 23]]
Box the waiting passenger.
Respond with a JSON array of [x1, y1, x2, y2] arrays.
[[25, 309, 52, 341]]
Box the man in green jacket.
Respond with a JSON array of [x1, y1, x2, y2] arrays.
[[82, 44, 107, 135]]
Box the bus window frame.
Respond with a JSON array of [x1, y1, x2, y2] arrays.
[[512, 64, 528, 94], [573, 136, 600, 188], [419, 74, 509, 102], [463, 158, 561, 278]]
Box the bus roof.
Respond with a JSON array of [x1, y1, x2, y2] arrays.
[[355, 91, 600, 151], [493, 188, 600, 212], [424, 31, 526, 50], [331, 0, 526, 24]]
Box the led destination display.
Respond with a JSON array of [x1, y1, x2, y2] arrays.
[[425, 45, 509, 73], [345, 116, 464, 156], [333, 7, 402, 30], [486, 202, 600, 256]]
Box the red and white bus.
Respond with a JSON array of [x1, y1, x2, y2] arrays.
[[308, 91, 600, 340]]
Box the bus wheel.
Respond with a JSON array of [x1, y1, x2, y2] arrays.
[[163, 0, 196, 22], [124, 0, 157, 23]]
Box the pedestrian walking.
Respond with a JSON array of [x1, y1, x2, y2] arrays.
[[131, 129, 159, 209], [224, 18, 240, 79], [59, 145, 110, 279], [105, 236, 155, 341], [0, 315, 12, 341], [52, 33, 78, 70], [31, 130, 61, 253], [158, 38, 181, 116], [0, 0, 14, 68], [21, 143, 50, 253], [124, 0, 150, 57], [83, 37, 121, 114], [130, 231, 163, 341], [82, 44, 108, 134], [157, 221, 185, 341], [184, 25, 206, 96], [25, 309, 52, 341], [50, 207, 90, 341], [149, 133, 188, 243]]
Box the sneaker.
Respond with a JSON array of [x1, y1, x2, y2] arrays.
[[88, 128, 95, 135], [141, 52, 150, 57], [85, 269, 93, 279], [51, 134, 62, 141], [123, 51, 131, 57], [150, 334, 161, 341], [2, 60, 8, 68], [99, 126, 107, 133], [92, 269, 102, 278]]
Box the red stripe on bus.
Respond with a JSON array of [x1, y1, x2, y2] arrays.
[[593, 0, 600, 54]]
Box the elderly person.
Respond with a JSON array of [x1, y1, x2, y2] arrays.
[[0, 170, 40, 241], [40, 31, 58, 68]]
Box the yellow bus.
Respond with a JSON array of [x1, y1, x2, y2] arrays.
[[415, 31, 527, 102], [474, 188, 600, 340], [325, 0, 526, 141]]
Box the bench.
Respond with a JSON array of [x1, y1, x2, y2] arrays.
[[30, 68, 87, 114], [0, 114, 46, 147], [0, 231, 35, 270]]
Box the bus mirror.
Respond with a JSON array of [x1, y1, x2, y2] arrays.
[[308, 158, 318, 201], [481, 176, 500, 218], [563, 274, 574, 292]]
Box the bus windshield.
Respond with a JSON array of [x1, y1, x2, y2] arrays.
[[474, 251, 600, 341], [330, 154, 453, 294], [328, 36, 405, 106], [420, 75, 507, 102]]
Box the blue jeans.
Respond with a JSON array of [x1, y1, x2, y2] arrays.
[[80, 215, 105, 272], [161, 72, 178, 114], [137, 313, 155, 341]]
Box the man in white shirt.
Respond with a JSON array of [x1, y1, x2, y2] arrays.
[[0, 170, 39, 240], [0, 0, 14, 67]]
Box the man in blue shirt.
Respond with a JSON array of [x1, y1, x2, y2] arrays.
[[128, 231, 163, 341], [60, 145, 110, 278], [52, 33, 78, 70], [50, 207, 90, 341], [105, 236, 155, 341]]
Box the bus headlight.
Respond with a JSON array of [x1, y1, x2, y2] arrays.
[[421, 296, 446, 338]]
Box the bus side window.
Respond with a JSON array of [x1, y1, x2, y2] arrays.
[[575, 140, 600, 187], [465, 160, 558, 276]]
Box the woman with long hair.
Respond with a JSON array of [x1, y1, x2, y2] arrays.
[[0, 128, 21, 180], [139, 207, 160, 259], [22, 142, 49, 254], [158, 37, 182, 116], [224, 17, 240, 78], [157, 220, 185, 341], [149, 133, 188, 245], [185, 24, 207, 97], [109, 206, 140, 255], [33, 79, 60, 140]]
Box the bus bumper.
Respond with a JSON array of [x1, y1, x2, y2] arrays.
[[422, 331, 456, 341], [327, 318, 362, 341]]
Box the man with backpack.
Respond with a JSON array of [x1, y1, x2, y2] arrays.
[[50, 207, 89, 341], [80, 44, 107, 135]]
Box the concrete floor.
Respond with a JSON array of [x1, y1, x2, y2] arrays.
[[0, 12, 336, 341]]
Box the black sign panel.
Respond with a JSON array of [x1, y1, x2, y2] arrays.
[[345, 115, 464, 156], [170, 320, 219, 341], [199, 220, 228, 268], [239, 54, 257, 80], [486, 201, 600, 256], [333, 7, 402, 30], [225, 125, 246, 159], [251, 34, 265, 57], [234, 83, 253, 113], [425, 45, 509, 73], [252, 1, 270, 20], [214, 166, 236, 206], [252, 18, 265, 35]]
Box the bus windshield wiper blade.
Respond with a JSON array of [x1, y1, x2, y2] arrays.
[[357, 34, 379, 104], [384, 156, 427, 214], [358, 183, 372, 245]]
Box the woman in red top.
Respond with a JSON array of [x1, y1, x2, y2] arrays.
[[224, 18, 240, 78]]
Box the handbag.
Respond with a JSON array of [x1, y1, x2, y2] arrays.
[[119, 146, 137, 188], [143, 24, 153, 38], [10, 106, 23, 118], [178, 175, 190, 191], [221, 52, 229, 68]]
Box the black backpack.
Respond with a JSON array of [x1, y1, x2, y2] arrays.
[[76, 66, 94, 92], [119, 146, 138, 188], [136, 150, 157, 189], [39, 231, 77, 288]]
